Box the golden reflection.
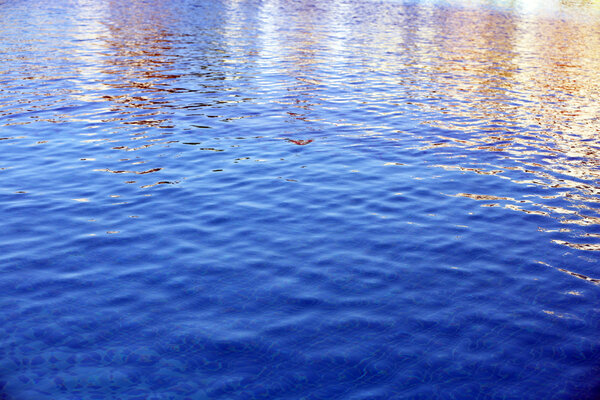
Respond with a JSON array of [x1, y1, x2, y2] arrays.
[[94, 167, 162, 174], [140, 181, 178, 189], [68, 0, 189, 192], [404, 3, 600, 164], [558, 268, 600, 284], [454, 193, 512, 201], [99, 0, 181, 119], [348, 0, 600, 254], [360, 3, 600, 247]]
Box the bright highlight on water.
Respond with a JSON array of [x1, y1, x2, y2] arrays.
[[1, 0, 599, 398]]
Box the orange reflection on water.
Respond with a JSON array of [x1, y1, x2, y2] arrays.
[[414, 6, 600, 205]]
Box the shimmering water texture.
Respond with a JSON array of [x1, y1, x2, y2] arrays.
[[1, 0, 600, 398]]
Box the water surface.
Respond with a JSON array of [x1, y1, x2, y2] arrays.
[[1, 0, 600, 398]]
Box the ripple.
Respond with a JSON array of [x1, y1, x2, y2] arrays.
[[1, 0, 600, 399]]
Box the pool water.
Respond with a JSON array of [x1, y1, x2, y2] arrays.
[[1, 0, 600, 398]]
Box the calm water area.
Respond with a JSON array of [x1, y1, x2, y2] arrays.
[[1, 0, 600, 398]]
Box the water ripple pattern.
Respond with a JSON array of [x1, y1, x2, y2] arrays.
[[1, 0, 600, 398]]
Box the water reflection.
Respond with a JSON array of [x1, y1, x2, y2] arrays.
[[2, 0, 600, 399], [265, 0, 326, 141], [2, 0, 600, 238], [362, 1, 600, 250], [99, 0, 180, 128], [71, 0, 600, 249], [2, 4, 599, 171]]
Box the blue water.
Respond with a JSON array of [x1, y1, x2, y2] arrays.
[[1, 0, 600, 398]]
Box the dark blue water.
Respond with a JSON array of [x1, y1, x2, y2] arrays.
[[2, 0, 600, 398]]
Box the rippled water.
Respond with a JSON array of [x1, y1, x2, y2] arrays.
[[1, 0, 600, 398]]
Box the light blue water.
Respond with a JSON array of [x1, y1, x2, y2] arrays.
[[1, 0, 600, 398]]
